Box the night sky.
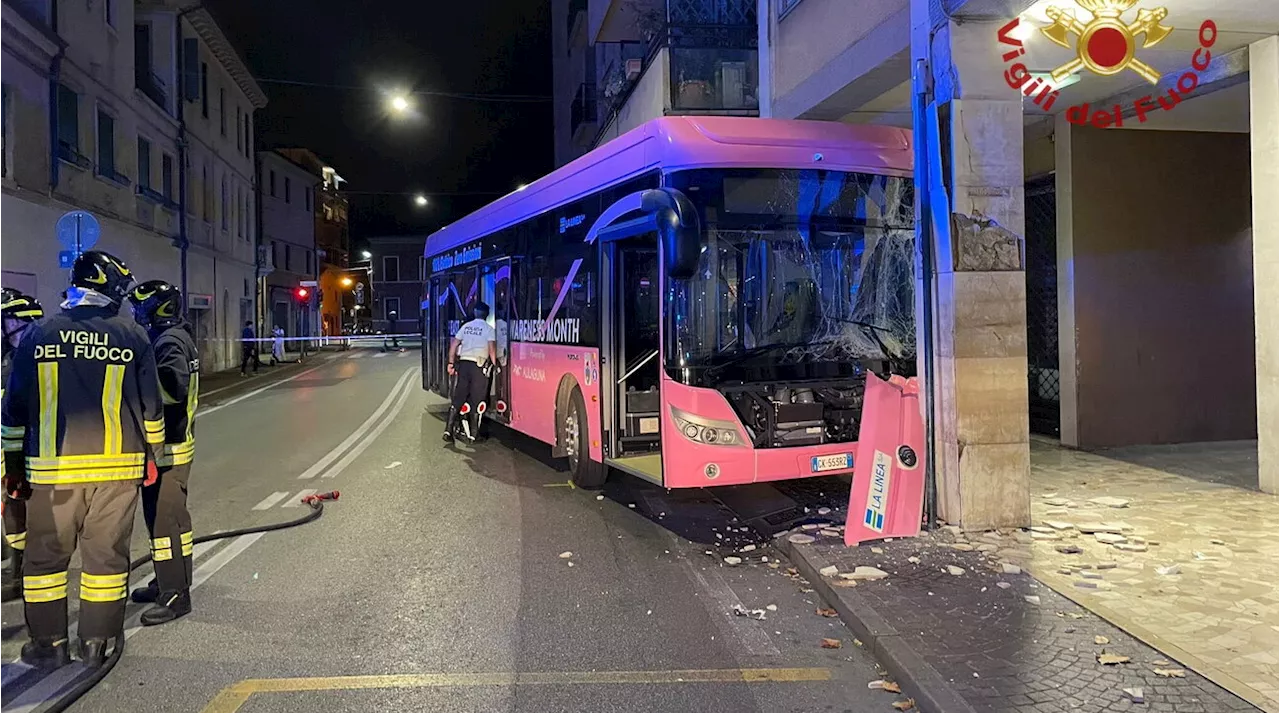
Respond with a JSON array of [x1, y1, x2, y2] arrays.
[[208, 0, 553, 241]]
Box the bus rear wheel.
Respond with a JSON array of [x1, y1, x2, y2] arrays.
[[564, 389, 606, 489]]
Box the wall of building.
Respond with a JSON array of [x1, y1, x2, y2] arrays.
[[1250, 36, 1279, 494], [769, 0, 903, 101], [260, 151, 318, 339], [1057, 125, 1257, 448], [368, 237, 425, 334]]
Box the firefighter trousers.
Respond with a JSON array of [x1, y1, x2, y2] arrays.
[[141, 463, 193, 593], [3, 491, 26, 558], [24, 482, 139, 641]]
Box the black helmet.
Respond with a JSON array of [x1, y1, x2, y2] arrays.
[[1, 288, 44, 323], [128, 279, 182, 330], [70, 250, 134, 305]]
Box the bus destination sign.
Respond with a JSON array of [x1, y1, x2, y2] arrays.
[[431, 241, 483, 273]]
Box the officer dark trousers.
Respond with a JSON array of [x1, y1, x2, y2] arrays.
[[3, 493, 26, 597], [450, 360, 488, 436], [141, 464, 193, 592], [23, 483, 138, 641]]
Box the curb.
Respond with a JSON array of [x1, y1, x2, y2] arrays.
[[779, 537, 976, 713]]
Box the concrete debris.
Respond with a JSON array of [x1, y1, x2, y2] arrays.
[[1044, 521, 1074, 531], [946, 565, 966, 576], [1089, 496, 1131, 508], [1114, 543, 1148, 552], [1057, 568, 1074, 575], [817, 507, 832, 515], [1095, 562, 1118, 570], [996, 581, 1012, 589], [559, 551, 573, 559], [1155, 564, 1182, 576], [628, 503, 636, 508], [596, 495, 605, 500], [819, 565, 839, 577], [1097, 652, 1131, 665], [950, 543, 975, 552], [1151, 659, 1170, 666], [567, 561, 575, 567], [832, 580, 858, 588], [1029, 526, 1056, 534], [1094, 533, 1127, 545], [1023, 595, 1041, 605], [941, 525, 962, 536], [1210, 538, 1225, 545], [1123, 687, 1144, 704], [1080, 571, 1103, 580], [1075, 580, 1113, 590], [821, 638, 842, 649], [1013, 532, 1035, 544], [820, 529, 842, 538], [1058, 612, 1085, 619], [892, 700, 917, 711], [907, 556, 921, 564], [1031, 531, 1061, 541], [1001, 563, 1022, 575], [976, 543, 998, 553], [384, 461, 402, 469], [723, 556, 743, 566], [816, 608, 839, 617], [788, 533, 817, 545], [1078, 522, 1127, 534], [1153, 668, 1186, 678], [868, 679, 902, 693], [740, 544, 757, 552], [766, 604, 778, 611], [1054, 544, 1083, 555], [1095, 635, 1110, 645], [847, 566, 889, 581], [1044, 497, 1070, 506], [1193, 551, 1211, 560], [801, 524, 821, 531], [1041, 492, 1059, 499]]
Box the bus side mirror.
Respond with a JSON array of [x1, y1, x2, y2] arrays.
[[641, 188, 700, 280]]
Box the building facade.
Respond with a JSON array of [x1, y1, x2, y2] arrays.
[[258, 149, 319, 342], [1, 0, 266, 372], [275, 148, 348, 337], [366, 234, 424, 336]]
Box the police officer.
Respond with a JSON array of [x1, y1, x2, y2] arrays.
[[126, 280, 198, 625], [1, 289, 44, 601], [444, 301, 496, 443], [1, 251, 164, 668]]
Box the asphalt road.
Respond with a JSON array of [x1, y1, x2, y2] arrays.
[[1, 345, 895, 713]]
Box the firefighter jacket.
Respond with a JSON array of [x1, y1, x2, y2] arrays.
[[153, 324, 199, 467], [1, 305, 163, 486]]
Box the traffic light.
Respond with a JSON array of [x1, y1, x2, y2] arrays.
[[296, 287, 310, 300]]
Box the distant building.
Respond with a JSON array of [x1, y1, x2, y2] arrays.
[[258, 149, 319, 342], [275, 148, 348, 337], [1, 0, 266, 371], [365, 235, 425, 336]]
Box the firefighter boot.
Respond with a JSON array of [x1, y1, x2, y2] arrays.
[[78, 637, 114, 668], [140, 590, 191, 627], [130, 579, 159, 604], [20, 638, 71, 669], [442, 407, 460, 443], [1, 550, 22, 602]]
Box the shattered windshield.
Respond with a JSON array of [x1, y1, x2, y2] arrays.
[[665, 168, 915, 385]]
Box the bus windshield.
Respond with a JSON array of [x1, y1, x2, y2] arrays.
[[665, 168, 916, 386]]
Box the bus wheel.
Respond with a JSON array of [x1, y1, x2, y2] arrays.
[[564, 389, 606, 489]]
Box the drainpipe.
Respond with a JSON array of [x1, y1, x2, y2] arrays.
[[48, 47, 66, 193], [174, 15, 191, 320], [912, 57, 939, 529]]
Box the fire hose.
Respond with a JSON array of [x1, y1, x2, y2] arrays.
[[26, 490, 341, 713]]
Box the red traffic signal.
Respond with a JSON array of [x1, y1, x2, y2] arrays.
[[296, 287, 310, 300]]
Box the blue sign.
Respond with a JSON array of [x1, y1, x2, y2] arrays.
[[55, 210, 101, 252], [58, 250, 76, 269]]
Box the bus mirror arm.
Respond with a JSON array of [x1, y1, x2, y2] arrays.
[[641, 188, 701, 281]]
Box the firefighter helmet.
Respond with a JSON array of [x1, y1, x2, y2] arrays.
[[1, 288, 44, 323], [70, 250, 135, 305], [128, 279, 183, 330]]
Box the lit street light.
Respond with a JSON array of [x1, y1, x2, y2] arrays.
[[340, 276, 353, 288], [360, 250, 372, 260], [414, 194, 428, 207], [389, 95, 411, 113]]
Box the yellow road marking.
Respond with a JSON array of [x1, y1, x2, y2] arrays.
[[201, 668, 831, 713], [541, 480, 575, 488]]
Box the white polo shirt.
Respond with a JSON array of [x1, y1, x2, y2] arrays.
[[454, 318, 495, 364]]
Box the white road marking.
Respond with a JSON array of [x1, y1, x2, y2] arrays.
[[348, 351, 368, 360], [252, 491, 291, 510], [198, 363, 328, 419], [282, 489, 316, 507], [321, 378, 415, 479], [297, 368, 417, 479], [372, 352, 388, 359]]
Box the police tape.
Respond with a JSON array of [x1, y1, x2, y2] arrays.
[[229, 333, 422, 343]]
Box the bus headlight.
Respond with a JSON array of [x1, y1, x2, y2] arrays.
[[671, 406, 744, 447]]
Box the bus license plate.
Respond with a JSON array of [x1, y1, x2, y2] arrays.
[[811, 453, 853, 473]]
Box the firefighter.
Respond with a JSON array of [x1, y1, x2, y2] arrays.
[[1, 251, 164, 669], [444, 301, 496, 443], [1, 289, 44, 602], [126, 280, 198, 625]]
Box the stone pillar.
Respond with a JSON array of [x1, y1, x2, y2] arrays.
[[912, 1, 1031, 529], [1251, 36, 1279, 494]]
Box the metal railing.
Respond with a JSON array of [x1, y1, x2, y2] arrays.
[[135, 68, 167, 108], [567, 0, 587, 38], [664, 24, 758, 112], [571, 83, 597, 139]]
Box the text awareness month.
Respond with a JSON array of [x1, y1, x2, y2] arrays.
[[998, 5, 1217, 128]]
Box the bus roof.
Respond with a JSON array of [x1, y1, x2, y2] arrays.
[[424, 116, 912, 259]]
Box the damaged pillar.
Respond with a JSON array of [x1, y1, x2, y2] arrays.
[[912, 1, 1031, 529], [1251, 35, 1278, 494]]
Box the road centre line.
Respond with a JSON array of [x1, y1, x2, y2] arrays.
[[252, 491, 291, 510], [297, 368, 417, 479], [282, 489, 316, 507], [200, 668, 833, 713], [320, 378, 414, 479]]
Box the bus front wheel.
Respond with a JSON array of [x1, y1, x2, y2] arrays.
[[564, 389, 606, 489]]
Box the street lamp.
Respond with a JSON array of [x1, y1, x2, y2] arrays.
[[340, 276, 353, 288], [389, 94, 411, 114], [360, 250, 372, 260], [414, 194, 428, 207]]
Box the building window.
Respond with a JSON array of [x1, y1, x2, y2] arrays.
[[220, 175, 229, 230], [382, 255, 400, 282], [384, 297, 400, 322], [269, 170, 277, 197], [304, 187, 312, 212], [284, 176, 291, 204], [305, 250, 312, 275], [272, 240, 280, 269], [136, 136, 151, 190], [244, 191, 251, 239], [161, 153, 174, 200], [200, 63, 208, 118], [95, 108, 116, 178], [201, 163, 210, 219], [56, 84, 78, 156], [243, 114, 250, 157], [284, 244, 292, 271], [219, 87, 226, 135], [236, 186, 243, 236], [235, 106, 242, 151]]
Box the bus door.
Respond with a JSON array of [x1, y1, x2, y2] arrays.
[[423, 278, 439, 392], [435, 267, 477, 399], [601, 233, 662, 479], [477, 259, 512, 423]]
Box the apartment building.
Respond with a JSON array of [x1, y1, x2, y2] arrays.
[[366, 234, 424, 335], [0, 0, 266, 371], [259, 149, 320, 341], [274, 148, 349, 337]]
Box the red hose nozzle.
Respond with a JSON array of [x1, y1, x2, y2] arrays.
[[302, 490, 340, 505]]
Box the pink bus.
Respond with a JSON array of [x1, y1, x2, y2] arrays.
[[422, 116, 919, 491]]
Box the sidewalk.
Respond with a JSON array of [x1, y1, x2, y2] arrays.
[[782, 533, 1261, 713]]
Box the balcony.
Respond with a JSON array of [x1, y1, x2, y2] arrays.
[[135, 68, 168, 109], [570, 83, 598, 143], [567, 0, 587, 40]]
